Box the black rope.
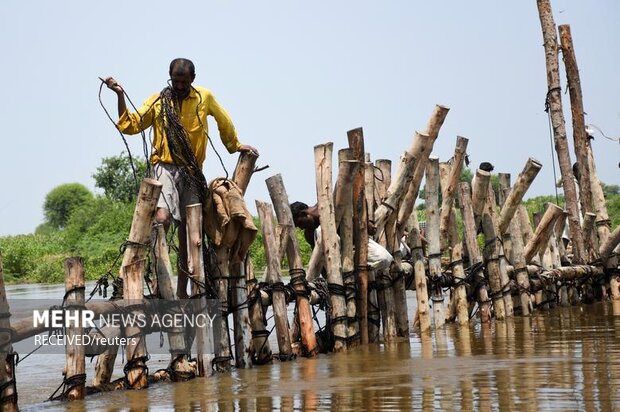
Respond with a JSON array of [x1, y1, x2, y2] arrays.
[[48, 373, 87, 401]]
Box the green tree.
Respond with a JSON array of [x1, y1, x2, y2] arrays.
[[43, 183, 93, 229], [93, 153, 147, 203]]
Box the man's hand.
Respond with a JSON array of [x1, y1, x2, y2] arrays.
[[238, 144, 259, 156], [99, 76, 124, 95]]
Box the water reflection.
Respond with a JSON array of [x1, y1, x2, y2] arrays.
[[7, 283, 620, 411]]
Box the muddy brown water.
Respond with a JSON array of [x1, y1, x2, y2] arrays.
[[6, 283, 620, 411]]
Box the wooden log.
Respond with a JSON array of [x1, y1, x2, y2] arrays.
[[425, 157, 445, 328], [537, 0, 586, 264], [365, 162, 381, 342], [498, 173, 511, 207], [439, 136, 469, 247], [305, 236, 324, 281], [153, 224, 192, 370], [230, 152, 259, 368], [472, 169, 491, 224], [335, 155, 360, 346], [347, 129, 369, 345], [123, 259, 148, 389], [266, 174, 318, 356], [314, 143, 348, 351], [559, 24, 594, 217], [448, 208, 468, 326], [498, 158, 543, 235], [63, 257, 86, 400], [0, 255, 18, 412], [94, 178, 161, 385], [600, 225, 620, 266], [582, 212, 599, 261], [187, 205, 217, 375], [397, 105, 450, 229], [256, 201, 294, 359], [374, 159, 392, 207], [507, 207, 532, 316], [481, 187, 507, 320], [374, 150, 417, 235], [458, 182, 491, 323], [213, 246, 233, 371], [587, 145, 611, 249], [246, 259, 272, 365], [523, 203, 566, 263]]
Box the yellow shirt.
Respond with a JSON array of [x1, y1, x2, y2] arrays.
[[117, 86, 240, 166]]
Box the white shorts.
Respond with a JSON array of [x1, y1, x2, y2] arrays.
[[152, 163, 201, 222]]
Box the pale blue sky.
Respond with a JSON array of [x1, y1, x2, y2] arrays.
[[0, 0, 618, 236]]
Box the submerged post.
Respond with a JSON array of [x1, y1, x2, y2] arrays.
[[63, 257, 86, 400]]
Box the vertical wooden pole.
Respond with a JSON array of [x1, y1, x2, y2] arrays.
[[213, 246, 232, 371], [365, 162, 381, 342], [246, 258, 273, 364], [481, 186, 507, 321], [63, 257, 86, 400], [230, 152, 259, 368], [559, 24, 593, 217], [266, 174, 318, 356], [94, 178, 161, 385], [439, 136, 469, 247], [498, 174, 511, 207], [256, 201, 294, 358], [507, 210, 532, 316], [123, 258, 148, 389], [537, 0, 586, 264], [458, 183, 491, 323], [186, 204, 216, 375], [314, 143, 348, 351], [426, 157, 445, 328], [524, 204, 566, 263], [0, 255, 18, 412], [153, 224, 194, 375], [347, 129, 369, 345]]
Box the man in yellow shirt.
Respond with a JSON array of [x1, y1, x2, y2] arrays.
[[102, 58, 258, 298]]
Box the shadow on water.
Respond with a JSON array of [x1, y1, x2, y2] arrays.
[[7, 284, 620, 411]]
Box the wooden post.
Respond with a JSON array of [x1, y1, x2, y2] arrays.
[[123, 258, 148, 389], [314, 143, 348, 351], [153, 224, 194, 376], [498, 158, 543, 235], [587, 145, 611, 249], [425, 157, 445, 328], [448, 208, 469, 326], [63, 257, 86, 400], [481, 186, 507, 320], [507, 209, 531, 316], [472, 169, 491, 224], [0, 255, 18, 412], [439, 136, 469, 247], [582, 212, 598, 261], [213, 246, 232, 371], [246, 259, 272, 365], [537, 0, 586, 264], [397, 105, 450, 231], [94, 178, 161, 385], [559, 24, 594, 217], [524, 203, 566, 263], [458, 183, 491, 323], [498, 173, 511, 207], [348, 129, 369, 345], [230, 152, 259, 369], [256, 201, 295, 358], [334, 152, 360, 346], [186, 205, 216, 375], [266, 174, 318, 356], [374, 159, 392, 207], [366, 162, 381, 342]]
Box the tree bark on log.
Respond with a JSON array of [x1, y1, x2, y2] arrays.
[[94, 178, 161, 385], [315, 143, 348, 351], [425, 157, 445, 328], [537, 0, 586, 264], [246, 259, 273, 365], [458, 182, 491, 323], [498, 158, 543, 235], [347, 129, 369, 345], [63, 257, 86, 400], [472, 169, 491, 225], [123, 259, 148, 389], [559, 24, 594, 218], [439, 136, 469, 248], [481, 187, 507, 320], [523, 203, 566, 263], [187, 205, 216, 375], [256, 201, 294, 359], [266, 174, 319, 356], [365, 163, 381, 343]]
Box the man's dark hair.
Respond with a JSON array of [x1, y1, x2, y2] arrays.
[[290, 201, 309, 221], [479, 162, 494, 172], [169, 58, 196, 77]]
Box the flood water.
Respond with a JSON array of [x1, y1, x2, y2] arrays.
[[6, 282, 620, 411]]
